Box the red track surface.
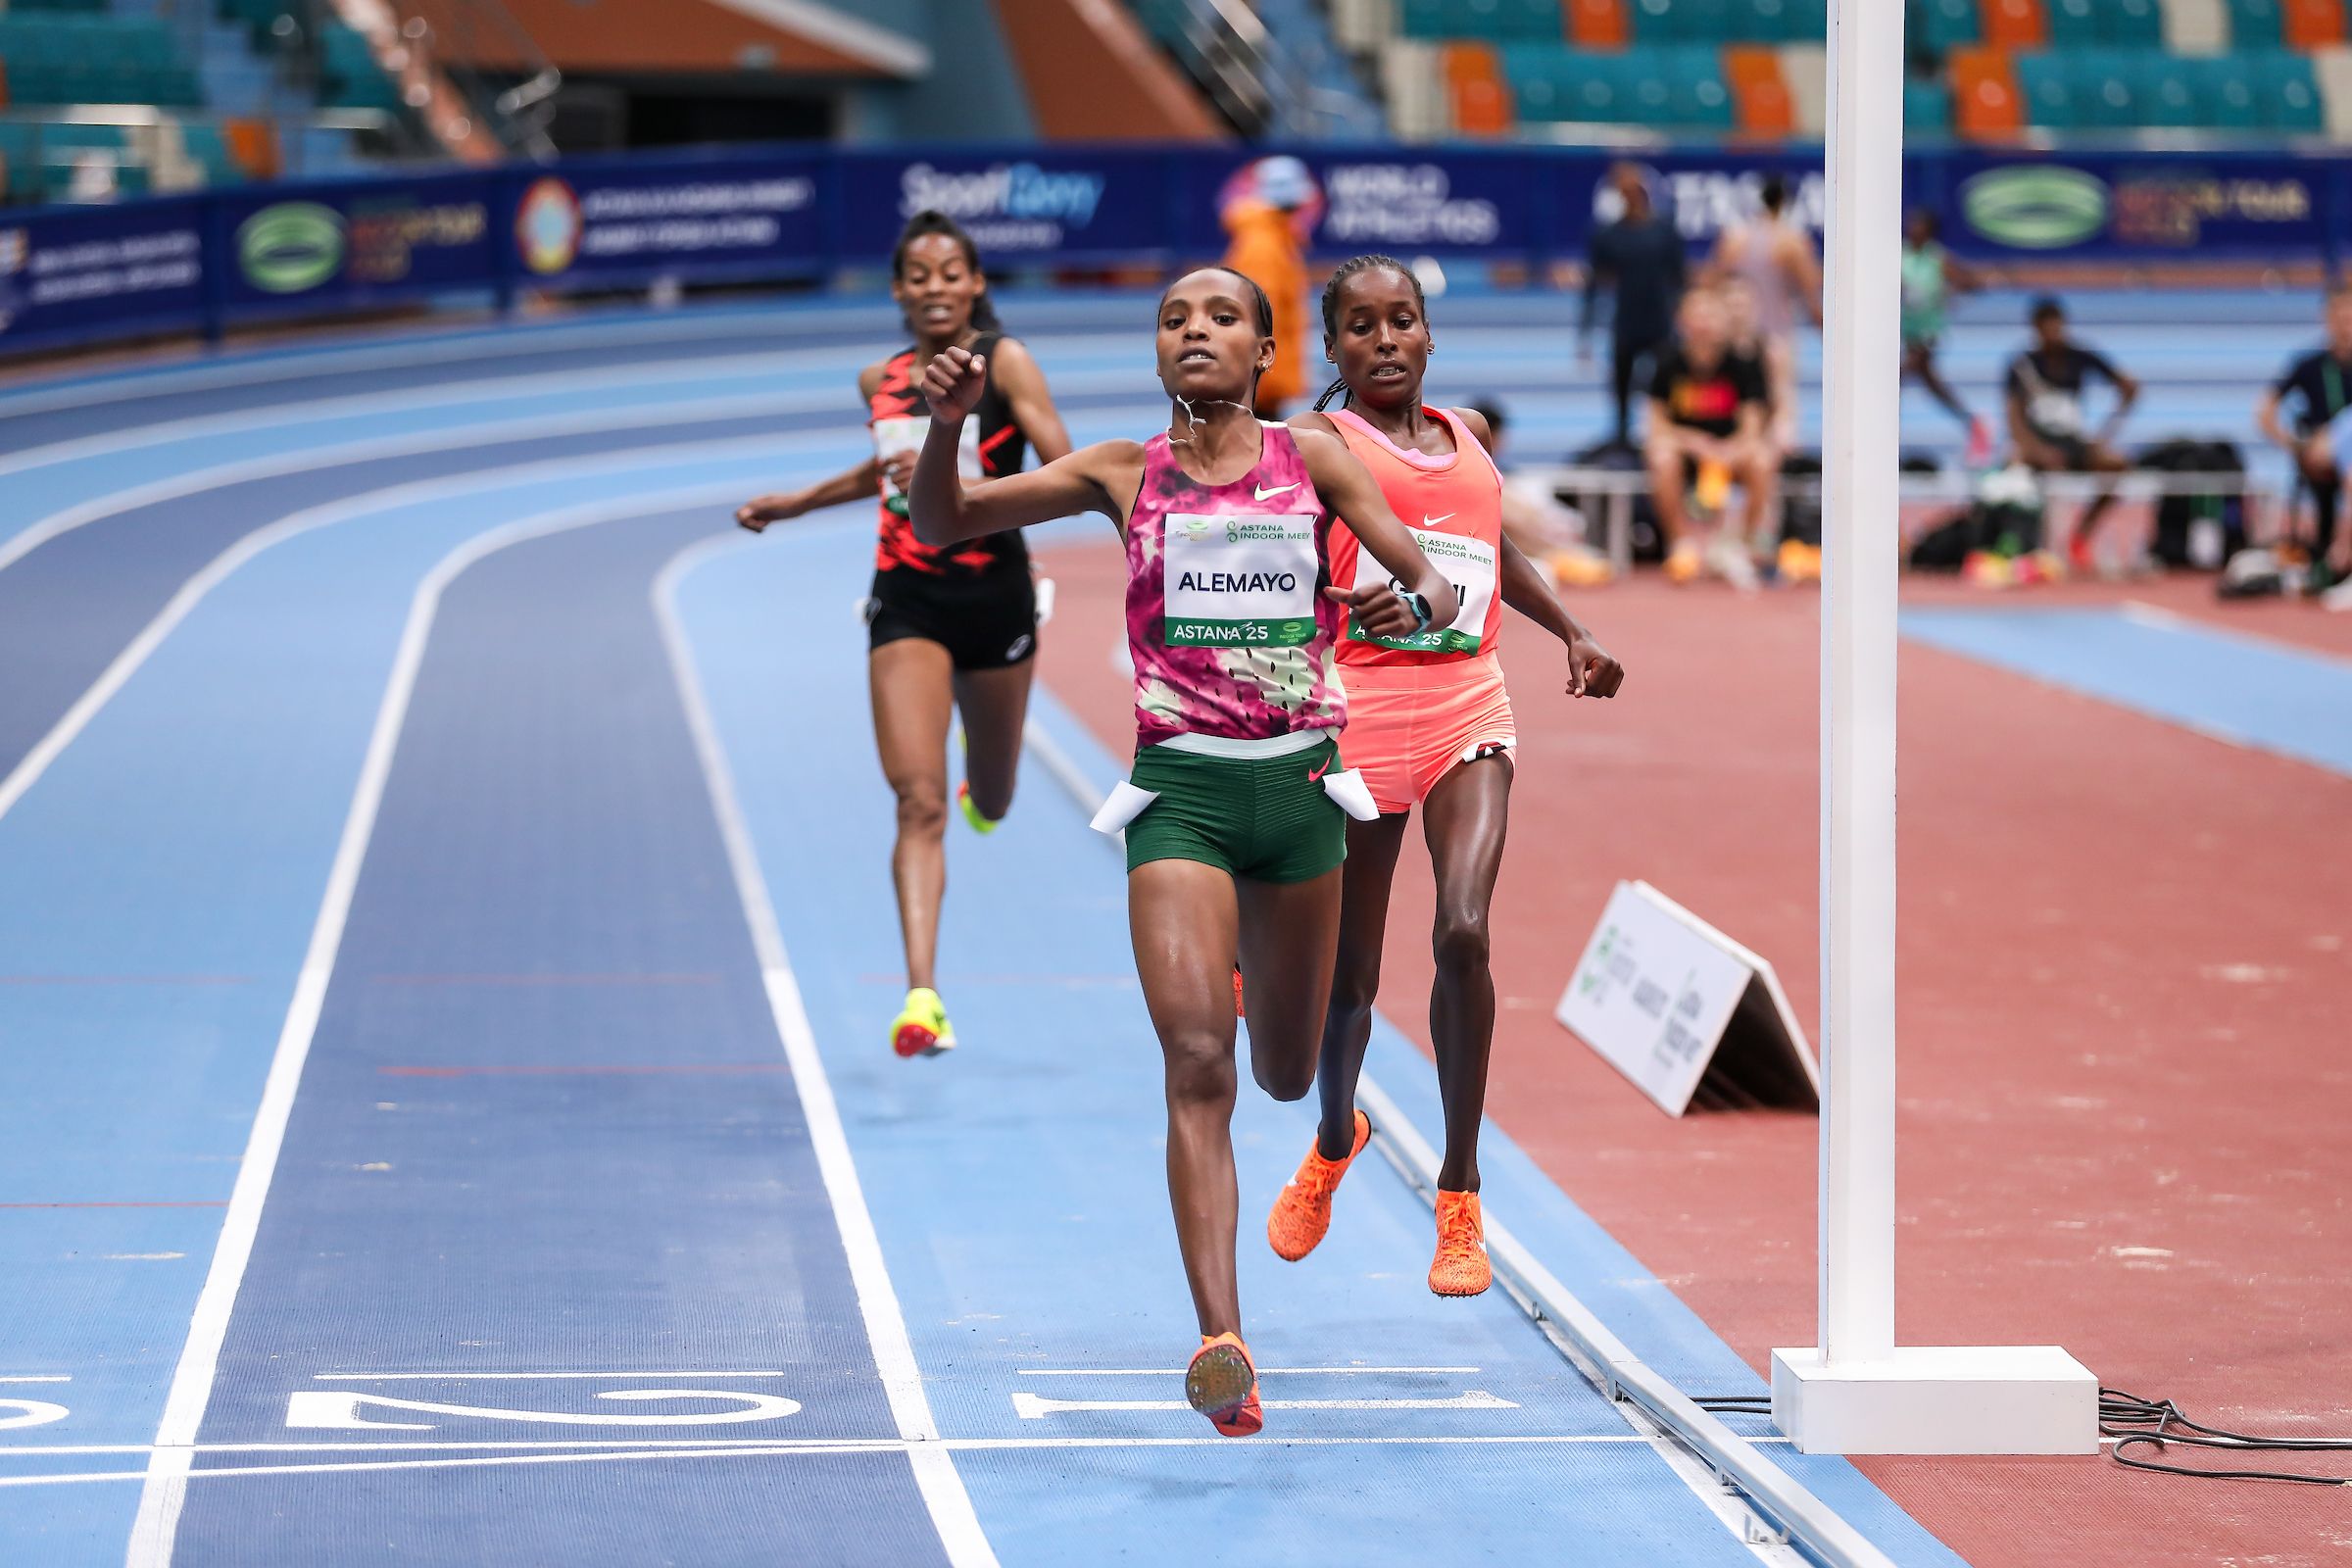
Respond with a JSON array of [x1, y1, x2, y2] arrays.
[[1037, 542, 2352, 1568]]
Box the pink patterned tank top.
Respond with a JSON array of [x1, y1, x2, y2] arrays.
[[1123, 423, 1348, 750]]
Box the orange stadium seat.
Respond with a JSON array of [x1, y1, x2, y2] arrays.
[[1444, 41, 1515, 135], [1950, 44, 2025, 136], [1979, 0, 2047, 49], [1567, 0, 1630, 49], [2283, 0, 2346, 48], [1723, 44, 1794, 134]]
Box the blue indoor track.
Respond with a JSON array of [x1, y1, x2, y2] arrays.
[[10, 286, 2302, 1566]]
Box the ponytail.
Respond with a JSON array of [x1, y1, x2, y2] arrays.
[[1311, 376, 1349, 413]]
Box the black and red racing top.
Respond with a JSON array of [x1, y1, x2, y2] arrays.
[[867, 331, 1030, 585]]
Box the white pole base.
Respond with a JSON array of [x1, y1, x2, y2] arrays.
[[1770, 1345, 2099, 1454]]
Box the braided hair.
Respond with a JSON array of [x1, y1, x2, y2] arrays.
[[1312, 254, 1427, 413], [892, 209, 1003, 335]]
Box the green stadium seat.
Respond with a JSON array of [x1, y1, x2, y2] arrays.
[[2228, 0, 2283, 47], [1910, 0, 1980, 53], [1903, 74, 1952, 130]]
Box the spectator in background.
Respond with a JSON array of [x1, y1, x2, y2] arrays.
[[2257, 282, 2352, 593], [1900, 210, 1993, 466], [1582, 162, 1686, 450], [1466, 398, 1613, 587], [1707, 173, 1820, 451], [1221, 155, 1315, 416], [2005, 296, 2139, 574], [1716, 275, 1783, 548], [1646, 287, 1773, 588]]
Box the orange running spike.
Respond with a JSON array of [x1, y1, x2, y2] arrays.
[[1430, 1189, 1492, 1297], [1186, 1332, 1262, 1437], [1266, 1109, 1371, 1262]]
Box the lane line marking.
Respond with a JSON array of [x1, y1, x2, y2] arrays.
[[0, 1202, 224, 1211], [122, 483, 760, 1568], [0, 431, 842, 833], [1012, 1392, 1516, 1418], [378, 1064, 787, 1077], [659, 534, 998, 1568], [1013, 1366, 1479, 1377], [0, 1377, 71, 1384], [310, 1372, 797, 1380]]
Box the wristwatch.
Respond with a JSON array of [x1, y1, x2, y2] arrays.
[[1399, 590, 1435, 632]]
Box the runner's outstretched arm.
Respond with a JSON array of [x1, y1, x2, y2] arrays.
[[910, 345, 1135, 544], [1495, 535, 1625, 698], [736, 457, 882, 531], [1292, 426, 1459, 639]]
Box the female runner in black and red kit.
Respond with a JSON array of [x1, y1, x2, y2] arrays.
[[736, 210, 1072, 1062]]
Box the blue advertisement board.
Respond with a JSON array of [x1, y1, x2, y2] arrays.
[[510, 154, 826, 286], [3, 141, 2348, 358], [837, 148, 1173, 262], [216, 172, 501, 316], [0, 197, 206, 352]]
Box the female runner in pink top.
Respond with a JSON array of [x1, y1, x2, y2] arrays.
[[908, 268, 1458, 1439], [1267, 256, 1625, 1297]]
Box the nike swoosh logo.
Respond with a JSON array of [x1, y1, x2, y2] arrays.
[[1253, 482, 1300, 501], [1306, 758, 1332, 782], [1422, 514, 1455, 527]]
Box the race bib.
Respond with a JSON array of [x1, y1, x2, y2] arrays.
[[872, 416, 979, 501], [1349, 526, 1496, 655], [1162, 513, 1319, 648]]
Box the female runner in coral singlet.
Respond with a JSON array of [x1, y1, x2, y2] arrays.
[[1265, 256, 1624, 1297], [909, 268, 1458, 1439], [736, 211, 1071, 1064]]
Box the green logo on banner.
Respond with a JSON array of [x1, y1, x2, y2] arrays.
[[237, 203, 345, 293], [1960, 167, 2109, 251]]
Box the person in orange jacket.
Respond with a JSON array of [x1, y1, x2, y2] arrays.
[[1222, 156, 1317, 416]]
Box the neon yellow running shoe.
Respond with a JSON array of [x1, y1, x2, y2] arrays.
[[956, 781, 1000, 836], [891, 987, 956, 1059]]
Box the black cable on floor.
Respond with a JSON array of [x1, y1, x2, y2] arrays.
[[2101, 1388, 2352, 1486]]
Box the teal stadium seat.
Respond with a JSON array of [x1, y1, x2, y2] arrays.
[[2014, 53, 2082, 127], [2186, 56, 2263, 125], [2043, 0, 2104, 46], [2104, 0, 2165, 45], [2071, 51, 2142, 128], [2227, 0, 2283, 48], [1401, 0, 1564, 41], [1737, 0, 1798, 44], [1910, 0, 1980, 53], [1903, 74, 1953, 131], [2248, 48, 2326, 130], [2136, 55, 2202, 125]]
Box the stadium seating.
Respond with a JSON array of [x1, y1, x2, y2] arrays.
[[1365, 0, 2352, 139]]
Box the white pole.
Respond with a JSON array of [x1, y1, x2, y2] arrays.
[[1818, 0, 1903, 1366]]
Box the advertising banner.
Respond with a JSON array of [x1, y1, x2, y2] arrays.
[[217, 172, 500, 315], [1926, 151, 2331, 261], [510, 155, 826, 285], [0, 198, 206, 350], [838, 148, 1168, 261]]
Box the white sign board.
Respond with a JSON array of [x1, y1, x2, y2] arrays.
[[1556, 881, 1820, 1117]]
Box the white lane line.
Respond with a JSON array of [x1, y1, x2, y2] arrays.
[[15, 1431, 1804, 1490], [1021, 708, 1827, 1568], [1012, 1392, 1516, 1419], [0, 429, 861, 835], [0, 351, 839, 482], [0, 1377, 72, 1384], [121, 481, 760, 1568], [0, 307, 899, 420], [658, 534, 998, 1568], [14, 1433, 1796, 1456], [1014, 1366, 1479, 1377], [311, 1371, 797, 1380]]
